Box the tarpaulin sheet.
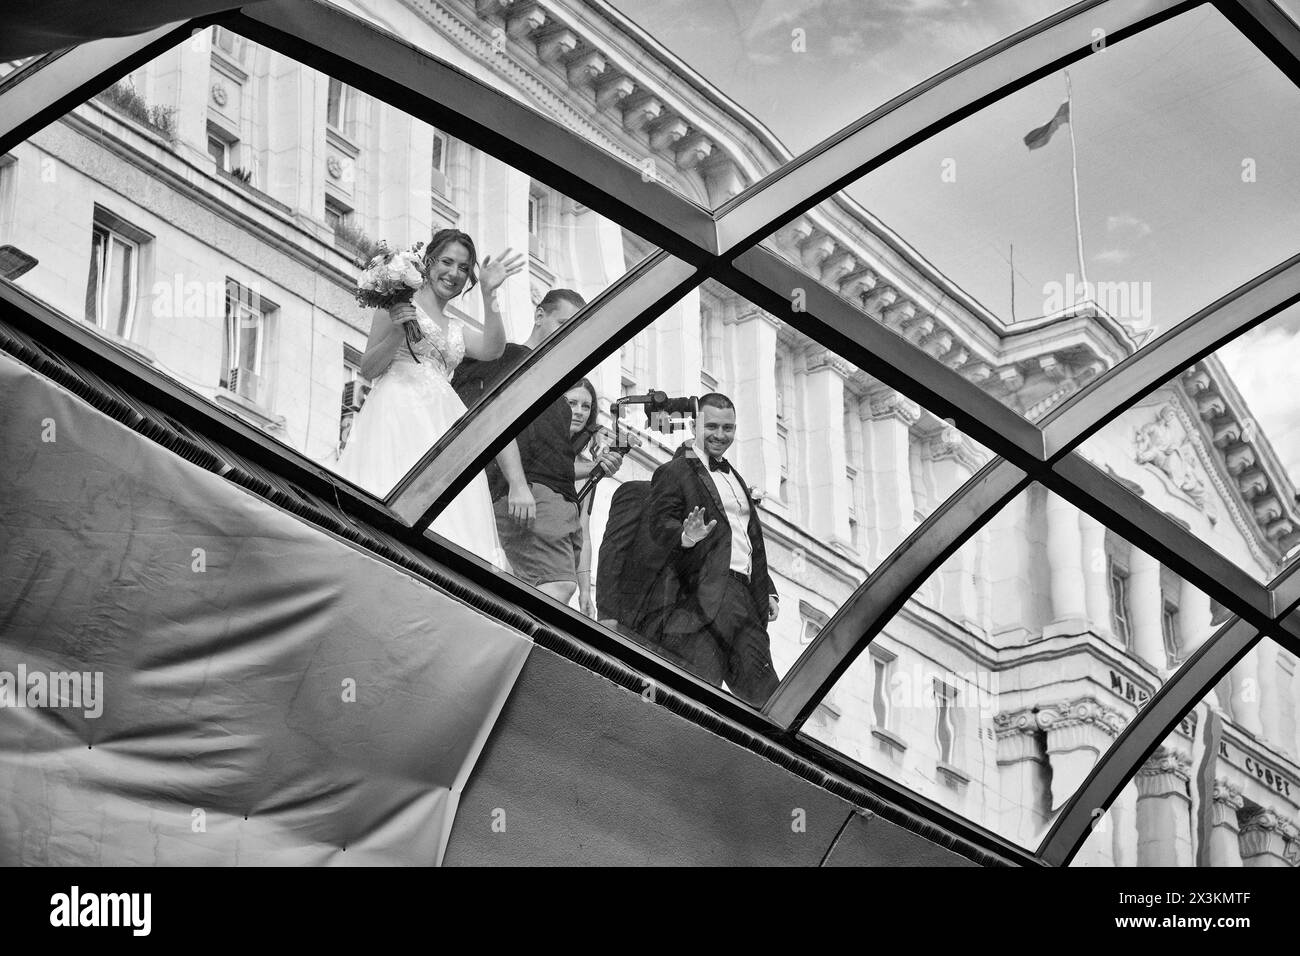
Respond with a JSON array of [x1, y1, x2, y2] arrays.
[[0, 353, 532, 865]]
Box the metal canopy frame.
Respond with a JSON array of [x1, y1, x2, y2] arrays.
[[1, 0, 1299, 866]]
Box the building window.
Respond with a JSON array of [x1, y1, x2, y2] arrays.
[[798, 603, 828, 645], [775, 351, 789, 503], [431, 130, 448, 195], [85, 221, 139, 338], [324, 195, 352, 232], [870, 652, 894, 730], [1161, 602, 1180, 669], [213, 26, 247, 62], [220, 279, 273, 406], [933, 679, 958, 765], [1108, 557, 1132, 647], [699, 295, 721, 391], [207, 121, 239, 174], [340, 345, 371, 451], [326, 77, 357, 138]]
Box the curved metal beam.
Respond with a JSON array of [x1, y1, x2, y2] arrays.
[[713, 0, 1193, 255], [1040, 253, 1300, 459], [765, 458, 1029, 728], [389, 252, 699, 528], [726, 246, 1047, 464], [1039, 617, 1260, 866], [0, 25, 193, 152], [231, 0, 719, 262]]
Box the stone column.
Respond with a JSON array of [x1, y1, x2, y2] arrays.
[[803, 352, 851, 547], [1175, 578, 1212, 653], [930, 430, 983, 625], [1110, 781, 1140, 867], [375, 113, 433, 253], [1134, 746, 1193, 866], [729, 308, 781, 499], [1038, 698, 1125, 813], [1257, 640, 1283, 748], [1045, 492, 1087, 638], [1239, 807, 1295, 867], [1079, 514, 1112, 642], [1128, 549, 1167, 671], [1207, 779, 1245, 866], [1230, 648, 1264, 737], [994, 710, 1053, 849], [864, 387, 920, 566]]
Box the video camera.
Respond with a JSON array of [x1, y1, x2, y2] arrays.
[[577, 388, 697, 508], [606, 390, 699, 454]]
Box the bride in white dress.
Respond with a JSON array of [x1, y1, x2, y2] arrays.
[[335, 229, 525, 566]]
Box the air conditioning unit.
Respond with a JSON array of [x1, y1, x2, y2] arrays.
[[342, 380, 369, 411], [227, 367, 261, 403]]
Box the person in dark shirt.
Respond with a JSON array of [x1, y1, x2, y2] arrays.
[[451, 289, 621, 603]]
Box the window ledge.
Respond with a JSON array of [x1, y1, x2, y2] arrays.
[[214, 389, 285, 433], [326, 125, 359, 158], [88, 325, 155, 366], [871, 726, 908, 754], [937, 761, 970, 790]]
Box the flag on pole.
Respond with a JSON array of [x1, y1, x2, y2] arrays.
[[1024, 100, 1070, 150]]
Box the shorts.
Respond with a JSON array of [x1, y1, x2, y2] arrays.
[[493, 482, 582, 588]]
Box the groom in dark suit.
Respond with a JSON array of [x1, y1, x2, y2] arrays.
[[642, 393, 779, 707]]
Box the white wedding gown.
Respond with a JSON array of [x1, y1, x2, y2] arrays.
[[335, 302, 505, 568]]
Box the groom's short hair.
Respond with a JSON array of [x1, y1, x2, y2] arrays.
[[698, 392, 735, 414], [538, 288, 586, 315]]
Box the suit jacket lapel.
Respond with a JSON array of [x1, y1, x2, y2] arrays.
[[685, 456, 725, 517]]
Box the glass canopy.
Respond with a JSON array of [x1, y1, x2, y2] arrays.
[[765, 3, 1300, 423], [1070, 634, 1297, 866], [0, 0, 1297, 867], [1080, 301, 1300, 584]]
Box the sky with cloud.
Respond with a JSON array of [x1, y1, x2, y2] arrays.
[[614, 0, 1300, 488]]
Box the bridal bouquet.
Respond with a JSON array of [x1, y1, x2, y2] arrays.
[[355, 240, 427, 362]]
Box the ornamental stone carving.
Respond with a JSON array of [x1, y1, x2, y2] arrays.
[[1211, 778, 1245, 828], [1134, 745, 1191, 798], [868, 389, 921, 426], [1034, 697, 1126, 739], [326, 155, 343, 179], [210, 82, 228, 107], [1133, 405, 1217, 524]]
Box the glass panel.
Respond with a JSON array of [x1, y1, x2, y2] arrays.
[[803, 483, 1215, 849], [84, 226, 104, 325], [325, 0, 1077, 209], [603, 0, 1071, 159], [0, 26, 652, 498], [107, 236, 133, 338], [1072, 635, 1299, 866], [1079, 301, 1300, 583], [439, 279, 987, 709], [766, 4, 1300, 422]]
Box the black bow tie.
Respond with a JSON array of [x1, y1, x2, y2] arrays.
[[708, 456, 731, 474]]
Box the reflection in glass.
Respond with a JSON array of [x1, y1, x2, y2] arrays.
[[327, 0, 1078, 209], [765, 5, 1300, 421], [1080, 302, 1300, 583], [803, 485, 1216, 850], [603, 0, 1071, 159], [1, 24, 648, 509], [444, 279, 986, 708], [1073, 636, 1300, 866]]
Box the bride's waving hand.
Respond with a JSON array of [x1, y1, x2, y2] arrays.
[[463, 247, 526, 362]]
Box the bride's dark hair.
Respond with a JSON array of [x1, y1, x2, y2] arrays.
[[422, 228, 479, 295]]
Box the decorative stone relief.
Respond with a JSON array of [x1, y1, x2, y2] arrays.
[[1133, 405, 1217, 524]]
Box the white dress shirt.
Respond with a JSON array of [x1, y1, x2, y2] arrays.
[[702, 457, 752, 578]]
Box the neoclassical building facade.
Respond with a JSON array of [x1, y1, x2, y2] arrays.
[[1, 0, 1296, 865]]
